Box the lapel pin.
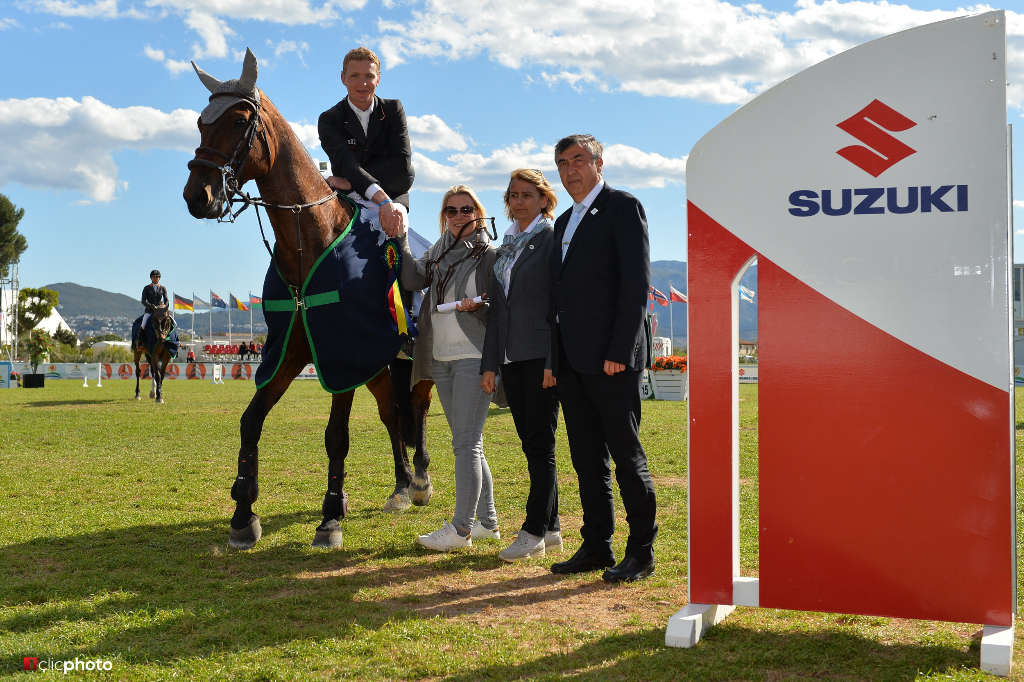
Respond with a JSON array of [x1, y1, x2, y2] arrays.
[[529, 245, 535, 250], [591, 208, 598, 215]]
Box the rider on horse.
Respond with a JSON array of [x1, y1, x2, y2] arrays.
[[139, 270, 169, 348]]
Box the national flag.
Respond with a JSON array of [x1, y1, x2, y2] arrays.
[[193, 295, 210, 309], [669, 284, 687, 303], [173, 293, 194, 311], [740, 285, 755, 303], [650, 286, 669, 307], [210, 292, 227, 309], [250, 295, 263, 309], [230, 293, 249, 311]]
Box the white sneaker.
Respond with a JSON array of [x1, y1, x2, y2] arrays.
[[544, 530, 563, 553], [471, 520, 501, 540], [416, 522, 471, 552], [498, 531, 545, 562]]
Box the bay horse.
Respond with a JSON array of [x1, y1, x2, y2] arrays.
[[182, 49, 432, 550], [133, 304, 174, 404]]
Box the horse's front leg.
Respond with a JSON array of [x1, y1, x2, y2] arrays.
[[410, 379, 434, 506], [313, 391, 354, 548], [134, 351, 143, 401], [154, 355, 165, 404], [146, 354, 156, 399], [368, 370, 413, 511], [229, 347, 309, 550]]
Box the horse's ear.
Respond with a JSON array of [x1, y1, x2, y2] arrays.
[[239, 48, 258, 91], [192, 61, 221, 93]]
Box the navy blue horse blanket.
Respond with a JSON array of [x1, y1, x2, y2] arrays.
[[132, 315, 180, 358], [255, 206, 405, 393]]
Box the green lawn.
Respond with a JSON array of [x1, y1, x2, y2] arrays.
[[0, 380, 1020, 681]]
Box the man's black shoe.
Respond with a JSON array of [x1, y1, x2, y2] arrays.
[[551, 546, 616, 575], [602, 556, 655, 583]]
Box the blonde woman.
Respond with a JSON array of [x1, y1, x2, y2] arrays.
[[480, 169, 562, 562], [397, 185, 499, 551]]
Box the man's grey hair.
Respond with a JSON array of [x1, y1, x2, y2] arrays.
[[554, 134, 604, 162]]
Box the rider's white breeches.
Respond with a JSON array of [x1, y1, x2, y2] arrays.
[[141, 312, 151, 330]]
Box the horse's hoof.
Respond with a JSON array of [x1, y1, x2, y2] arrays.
[[228, 515, 262, 550], [312, 519, 344, 548], [384, 492, 411, 512], [135, 396, 141, 401], [410, 474, 433, 506], [156, 398, 164, 404]]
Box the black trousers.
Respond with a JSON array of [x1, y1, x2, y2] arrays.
[[556, 334, 657, 563], [500, 358, 560, 537]]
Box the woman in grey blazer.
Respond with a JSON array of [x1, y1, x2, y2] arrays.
[[481, 169, 562, 562]]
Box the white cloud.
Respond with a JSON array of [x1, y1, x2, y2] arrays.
[[143, 45, 166, 62], [185, 10, 233, 59], [20, 0, 363, 67], [145, 44, 194, 76], [1015, 200, 1024, 209], [1, 17, 22, 28], [0, 94, 341, 201], [412, 139, 685, 192], [407, 114, 468, 152], [0, 96, 198, 202], [289, 121, 320, 149], [377, 1, 1024, 109], [268, 38, 310, 64]]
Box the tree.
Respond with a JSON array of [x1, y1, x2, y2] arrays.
[[26, 328, 53, 375], [0, 194, 27, 278], [81, 333, 125, 349], [17, 287, 58, 331], [52, 323, 78, 347]]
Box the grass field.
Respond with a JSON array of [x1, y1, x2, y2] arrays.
[[0, 380, 1022, 681]]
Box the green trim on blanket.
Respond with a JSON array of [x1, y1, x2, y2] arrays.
[[257, 204, 378, 394]]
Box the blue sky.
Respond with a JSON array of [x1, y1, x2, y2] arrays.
[[0, 0, 1021, 300]]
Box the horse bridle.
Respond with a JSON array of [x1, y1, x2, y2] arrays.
[[186, 92, 346, 302]]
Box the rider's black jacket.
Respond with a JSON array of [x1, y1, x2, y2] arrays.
[[141, 284, 168, 311], [318, 96, 414, 211]]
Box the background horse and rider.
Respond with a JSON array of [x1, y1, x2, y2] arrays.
[[132, 304, 178, 404], [182, 50, 433, 550]]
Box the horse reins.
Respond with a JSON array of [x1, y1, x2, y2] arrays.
[[186, 91, 349, 304], [424, 217, 497, 305]]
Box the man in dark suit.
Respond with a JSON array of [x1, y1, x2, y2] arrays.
[[548, 134, 657, 583], [318, 46, 414, 238]]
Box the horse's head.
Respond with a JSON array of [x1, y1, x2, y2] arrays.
[[152, 305, 169, 322], [183, 48, 277, 220]]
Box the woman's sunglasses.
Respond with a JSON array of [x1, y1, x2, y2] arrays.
[[444, 205, 477, 217]]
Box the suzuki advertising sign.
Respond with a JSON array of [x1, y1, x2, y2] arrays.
[[681, 10, 1014, 672]]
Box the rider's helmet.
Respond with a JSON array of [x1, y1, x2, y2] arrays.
[[150, 269, 161, 278]]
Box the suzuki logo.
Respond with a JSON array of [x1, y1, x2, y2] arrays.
[[836, 100, 917, 177]]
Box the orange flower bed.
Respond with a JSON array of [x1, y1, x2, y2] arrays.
[[652, 355, 687, 371]]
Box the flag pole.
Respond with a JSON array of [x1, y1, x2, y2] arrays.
[[249, 290, 253, 342], [191, 291, 195, 340], [228, 293, 232, 345], [209, 289, 213, 342], [669, 280, 674, 353]]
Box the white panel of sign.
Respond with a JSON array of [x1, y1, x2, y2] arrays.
[[688, 11, 1009, 389]]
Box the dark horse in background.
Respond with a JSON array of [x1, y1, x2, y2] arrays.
[[133, 304, 175, 404], [182, 50, 432, 550]]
